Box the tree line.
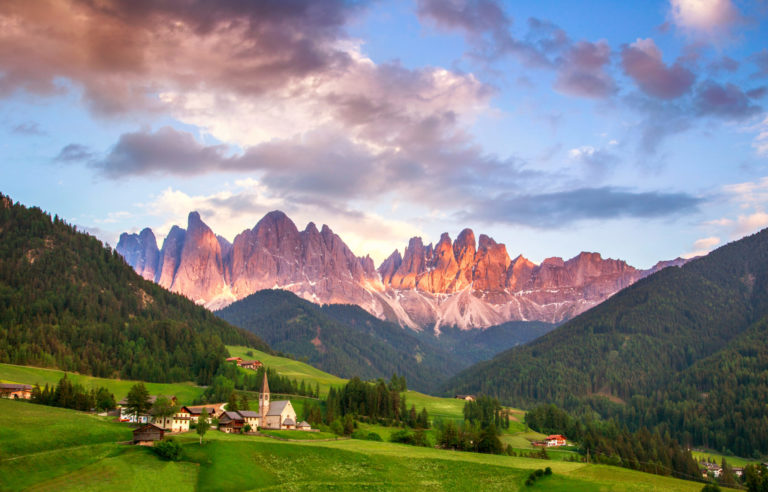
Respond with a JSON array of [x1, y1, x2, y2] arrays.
[[31, 374, 116, 412]]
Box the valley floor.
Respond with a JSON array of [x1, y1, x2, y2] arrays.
[[0, 399, 714, 491]]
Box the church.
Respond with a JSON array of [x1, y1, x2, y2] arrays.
[[257, 371, 299, 430]]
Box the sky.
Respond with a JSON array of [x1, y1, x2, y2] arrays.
[[1, 0, 768, 269]]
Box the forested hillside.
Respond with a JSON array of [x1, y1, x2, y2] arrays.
[[0, 194, 270, 384], [216, 289, 453, 391], [444, 227, 768, 456]]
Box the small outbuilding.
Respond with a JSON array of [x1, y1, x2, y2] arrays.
[[297, 421, 312, 431], [133, 423, 165, 446]]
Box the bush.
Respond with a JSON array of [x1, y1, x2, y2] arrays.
[[153, 437, 182, 461], [544, 467, 552, 475], [701, 484, 721, 492], [366, 432, 383, 442]]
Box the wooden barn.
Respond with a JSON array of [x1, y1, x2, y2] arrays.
[[132, 424, 165, 446]]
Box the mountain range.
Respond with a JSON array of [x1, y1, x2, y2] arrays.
[[117, 210, 685, 330], [443, 226, 768, 456]]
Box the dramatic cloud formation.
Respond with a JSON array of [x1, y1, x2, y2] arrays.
[[462, 187, 702, 228], [0, 0, 367, 113], [621, 38, 696, 99], [669, 0, 744, 40]]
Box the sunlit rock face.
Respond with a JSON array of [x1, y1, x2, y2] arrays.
[[119, 210, 383, 313], [118, 212, 683, 331], [373, 231, 672, 331]]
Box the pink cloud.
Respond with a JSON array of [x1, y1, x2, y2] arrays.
[[621, 38, 695, 99]]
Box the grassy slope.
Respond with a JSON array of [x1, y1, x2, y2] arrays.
[[0, 363, 205, 405], [0, 399, 715, 491]]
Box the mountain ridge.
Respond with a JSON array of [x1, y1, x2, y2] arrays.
[[118, 210, 685, 330]]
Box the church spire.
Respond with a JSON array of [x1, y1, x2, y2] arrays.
[[259, 370, 270, 424]]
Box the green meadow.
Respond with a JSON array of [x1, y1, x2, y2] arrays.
[[0, 398, 712, 491], [0, 363, 205, 404]]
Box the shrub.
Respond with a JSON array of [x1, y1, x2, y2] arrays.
[[153, 437, 182, 461], [545, 467, 552, 475]]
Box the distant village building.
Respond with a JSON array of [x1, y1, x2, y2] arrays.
[[545, 435, 567, 447], [0, 383, 33, 400], [184, 404, 225, 423], [153, 406, 191, 433], [297, 421, 312, 431], [133, 423, 165, 446], [454, 394, 475, 401], [216, 372, 303, 433], [238, 360, 263, 371], [226, 357, 243, 364], [219, 411, 246, 433]]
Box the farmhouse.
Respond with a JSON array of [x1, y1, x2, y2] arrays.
[[0, 383, 33, 400], [184, 404, 225, 423], [238, 360, 263, 370], [545, 434, 567, 447], [238, 410, 260, 432], [132, 423, 164, 446], [153, 406, 191, 433], [218, 411, 245, 433], [454, 394, 475, 401], [226, 357, 243, 363]]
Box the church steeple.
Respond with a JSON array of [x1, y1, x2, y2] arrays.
[[259, 370, 270, 424]]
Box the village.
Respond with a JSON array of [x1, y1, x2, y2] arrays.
[[1, 357, 313, 447]]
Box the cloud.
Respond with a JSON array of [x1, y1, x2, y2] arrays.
[[751, 49, 768, 78], [55, 143, 94, 162], [694, 80, 762, 119], [621, 38, 696, 99], [669, 0, 744, 40], [415, 0, 569, 68], [461, 187, 702, 228], [554, 40, 616, 99], [683, 235, 720, 257], [0, 0, 369, 114], [10, 121, 45, 136], [753, 116, 768, 156], [567, 145, 619, 178]]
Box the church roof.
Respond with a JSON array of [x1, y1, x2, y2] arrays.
[[266, 400, 291, 416], [283, 418, 296, 426], [238, 410, 260, 418], [262, 371, 270, 395]]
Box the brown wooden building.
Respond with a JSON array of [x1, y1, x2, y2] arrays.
[[132, 424, 165, 446], [0, 383, 33, 400]]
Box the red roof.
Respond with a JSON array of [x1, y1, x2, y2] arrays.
[[547, 435, 566, 440]]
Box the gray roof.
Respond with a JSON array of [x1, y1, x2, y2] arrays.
[[297, 421, 310, 427], [220, 411, 244, 422], [283, 418, 296, 426], [238, 410, 260, 418], [266, 400, 291, 416]]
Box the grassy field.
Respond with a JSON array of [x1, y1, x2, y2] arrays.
[[259, 429, 340, 440], [226, 345, 346, 395], [692, 450, 760, 468], [0, 363, 205, 404], [0, 399, 716, 491]]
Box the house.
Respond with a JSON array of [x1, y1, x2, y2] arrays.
[[297, 421, 312, 431], [132, 423, 165, 446], [238, 410, 261, 432], [454, 394, 475, 401], [545, 435, 567, 447], [152, 407, 191, 433], [0, 383, 33, 400], [218, 411, 245, 433], [733, 467, 744, 477], [238, 360, 263, 370], [700, 461, 722, 478], [184, 403, 225, 423], [226, 357, 243, 363], [117, 395, 177, 423]]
